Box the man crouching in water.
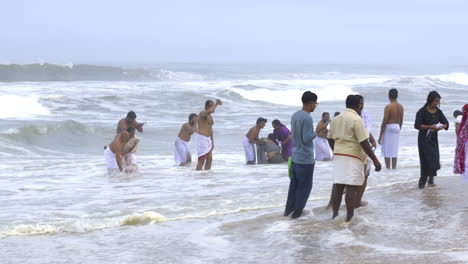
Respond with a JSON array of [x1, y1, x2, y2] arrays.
[[104, 127, 132, 175]]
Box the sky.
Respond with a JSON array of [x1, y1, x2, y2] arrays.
[[1, 0, 468, 65]]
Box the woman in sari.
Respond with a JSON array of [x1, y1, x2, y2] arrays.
[[414, 91, 449, 189], [454, 104, 468, 182]]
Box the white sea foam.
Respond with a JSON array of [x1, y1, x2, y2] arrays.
[[0, 95, 50, 119], [228, 85, 355, 106], [432, 72, 468, 86]]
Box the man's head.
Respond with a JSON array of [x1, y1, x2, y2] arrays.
[[272, 119, 282, 130], [389, 88, 398, 101], [256, 117, 267, 128], [322, 112, 330, 122], [205, 100, 214, 110], [267, 133, 277, 143], [120, 130, 131, 142], [346, 94, 362, 115], [126, 111, 137, 122], [189, 113, 198, 125], [301, 91, 318, 113], [454, 110, 462, 118], [334, 112, 340, 117], [126, 126, 136, 138], [355, 94, 364, 112]]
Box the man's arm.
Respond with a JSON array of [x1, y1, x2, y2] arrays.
[[360, 140, 381, 171], [282, 134, 291, 145], [369, 132, 377, 149], [302, 118, 316, 144], [117, 120, 124, 134], [206, 99, 222, 114], [133, 120, 144, 132], [399, 104, 404, 129], [378, 106, 389, 144], [248, 128, 262, 144], [316, 121, 327, 134], [115, 148, 124, 171]]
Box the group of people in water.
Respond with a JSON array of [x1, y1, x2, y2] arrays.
[[103, 89, 468, 222]]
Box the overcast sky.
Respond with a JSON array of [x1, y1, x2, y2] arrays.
[[1, 0, 467, 65]]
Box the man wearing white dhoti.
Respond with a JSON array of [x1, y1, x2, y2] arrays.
[[104, 128, 131, 175], [174, 114, 198, 166], [314, 112, 332, 161], [327, 95, 381, 222], [196, 99, 222, 171], [378, 89, 404, 169], [243, 117, 267, 165]]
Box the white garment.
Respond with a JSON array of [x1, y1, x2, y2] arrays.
[[104, 147, 119, 175], [333, 155, 365, 186], [381, 124, 400, 158], [174, 137, 191, 163], [463, 143, 468, 183], [456, 115, 463, 124], [242, 136, 256, 163], [361, 110, 372, 134], [197, 134, 213, 158], [314, 137, 332, 161]]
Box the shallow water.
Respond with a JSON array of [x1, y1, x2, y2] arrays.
[[1, 64, 467, 263]]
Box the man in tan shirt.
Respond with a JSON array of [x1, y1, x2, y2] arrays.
[[327, 95, 381, 222]]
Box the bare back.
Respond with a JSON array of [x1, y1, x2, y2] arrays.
[[117, 119, 138, 134], [198, 111, 214, 137], [384, 101, 404, 127], [178, 123, 196, 141]]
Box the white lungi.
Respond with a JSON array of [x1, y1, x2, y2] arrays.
[[104, 147, 119, 175], [174, 137, 191, 163], [463, 143, 468, 183], [242, 136, 256, 162], [314, 137, 332, 161], [381, 124, 400, 158], [197, 134, 213, 158], [333, 155, 365, 186]]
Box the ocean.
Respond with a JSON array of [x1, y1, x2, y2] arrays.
[[1, 64, 467, 263]]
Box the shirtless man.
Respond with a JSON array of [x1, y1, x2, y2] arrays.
[[242, 117, 267, 165], [378, 88, 404, 169], [314, 112, 332, 161], [174, 113, 198, 166], [117, 111, 144, 134], [104, 127, 132, 175], [196, 99, 222, 171]]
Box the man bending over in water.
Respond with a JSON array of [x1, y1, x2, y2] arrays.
[[196, 99, 222, 171], [175, 113, 198, 166], [117, 111, 144, 134], [242, 117, 267, 165], [104, 127, 132, 175]]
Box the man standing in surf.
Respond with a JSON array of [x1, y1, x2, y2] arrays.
[[378, 89, 404, 169], [175, 113, 198, 166], [284, 91, 317, 219], [327, 95, 381, 222], [196, 99, 222, 171]]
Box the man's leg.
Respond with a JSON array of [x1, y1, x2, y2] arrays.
[[196, 157, 205, 171], [291, 163, 314, 218], [326, 184, 336, 209], [332, 184, 346, 219], [384, 158, 391, 169], [345, 185, 359, 222], [356, 164, 369, 207], [392, 157, 397, 169], [204, 151, 213, 170], [284, 162, 298, 216]]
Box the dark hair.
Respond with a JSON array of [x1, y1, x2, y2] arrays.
[[454, 110, 462, 118], [334, 112, 340, 117], [189, 113, 198, 121], [256, 117, 267, 124], [267, 133, 278, 144], [126, 126, 135, 133], [389, 88, 398, 100], [126, 111, 137, 119], [205, 100, 214, 110], [272, 119, 282, 127], [345, 94, 361, 109], [322, 112, 330, 118], [301, 91, 317, 105], [355, 94, 363, 100], [425, 91, 441, 107]]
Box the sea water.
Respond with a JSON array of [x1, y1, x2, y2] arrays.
[[1, 64, 467, 263]]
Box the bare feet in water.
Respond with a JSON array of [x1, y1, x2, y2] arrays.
[[428, 184, 437, 187]]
